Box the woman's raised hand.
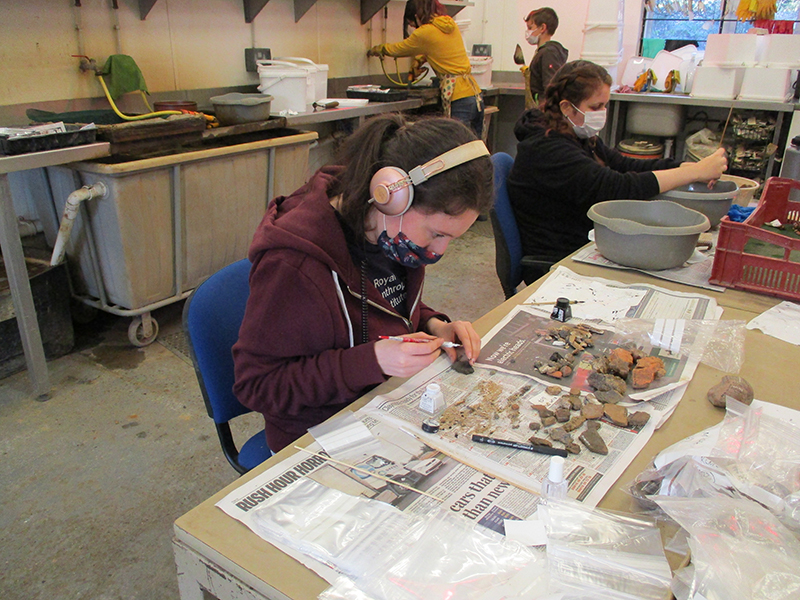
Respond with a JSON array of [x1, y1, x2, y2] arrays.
[[374, 333, 444, 377], [690, 147, 728, 182]]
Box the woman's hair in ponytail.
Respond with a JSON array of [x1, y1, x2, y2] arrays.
[[333, 114, 493, 242], [541, 60, 612, 137]]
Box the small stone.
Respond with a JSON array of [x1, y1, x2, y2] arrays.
[[528, 421, 541, 431], [628, 411, 651, 429], [588, 371, 627, 395], [569, 387, 582, 396], [595, 390, 624, 405], [631, 356, 666, 389], [566, 442, 581, 454], [586, 420, 601, 431], [568, 395, 583, 410], [579, 428, 608, 455], [528, 436, 553, 447], [561, 365, 573, 377], [542, 416, 557, 427], [549, 427, 573, 445], [546, 385, 562, 396], [531, 405, 555, 419], [563, 414, 586, 432], [555, 408, 571, 423], [604, 404, 628, 427], [707, 375, 754, 408], [581, 403, 605, 420]]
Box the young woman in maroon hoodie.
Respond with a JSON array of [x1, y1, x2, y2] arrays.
[[233, 115, 494, 452]]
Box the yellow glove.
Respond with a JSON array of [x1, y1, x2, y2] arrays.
[[367, 45, 385, 58], [409, 56, 426, 80]]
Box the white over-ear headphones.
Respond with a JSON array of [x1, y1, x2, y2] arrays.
[[368, 139, 490, 216]]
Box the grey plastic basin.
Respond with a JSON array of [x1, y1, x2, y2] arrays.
[[588, 200, 710, 270], [210, 93, 273, 125], [653, 180, 738, 227]]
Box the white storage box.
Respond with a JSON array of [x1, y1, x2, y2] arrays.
[[738, 67, 797, 101], [582, 23, 623, 55], [690, 66, 744, 99], [621, 56, 653, 87], [585, 0, 623, 25], [703, 33, 764, 67], [649, 50, 684, 91], [470, 56, 493, 89], [627, 103, 685, 138], [257, 63, 312, 113], [580, 52, 621, 83], [760, 35, 800, 68], [274, 57, 329, 102]]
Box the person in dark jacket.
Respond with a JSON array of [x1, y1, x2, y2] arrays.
[[233, 115, 493, 452], [508, 60, 727, 281], [524, 7, 568, 106]]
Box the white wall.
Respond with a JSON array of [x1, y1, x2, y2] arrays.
[[0, 0, 642, 112]]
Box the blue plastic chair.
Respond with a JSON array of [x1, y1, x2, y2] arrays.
[[183, 258, 272, 474], [489, 152, 559, 299]]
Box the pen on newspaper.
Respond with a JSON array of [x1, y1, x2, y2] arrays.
[[471, 434, 569, 458], [378, 335, 462, 348]]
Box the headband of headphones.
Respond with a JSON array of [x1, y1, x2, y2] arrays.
[[369, 139, 490, 216]]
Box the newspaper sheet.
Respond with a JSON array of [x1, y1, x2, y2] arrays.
[[216, 410, 544, 584], [571, 243, 726, 292], [366, 356, 657, 508]]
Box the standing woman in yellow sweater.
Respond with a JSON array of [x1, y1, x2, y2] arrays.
[[368, 0, 485, 137]]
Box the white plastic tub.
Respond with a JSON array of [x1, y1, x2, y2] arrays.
[[585, 0, 623, 24], [257, 62, 313, 113], [738, 67, 797, 101], [273, 57, 329, 102], [703, 33, 764, 67], [626, 103, 685, 137], [760, 34, 800, 68], [649, 50, 684, 92], [690, 66, 744, 99], [470, 56, 493, 89]]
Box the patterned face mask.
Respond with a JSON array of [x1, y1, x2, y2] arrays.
[[377, 215, 442, 268]]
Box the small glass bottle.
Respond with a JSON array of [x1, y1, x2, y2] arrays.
[[419, 383, 445, 415], [541, 455, 569, 503], [550, 297, 572, 322]]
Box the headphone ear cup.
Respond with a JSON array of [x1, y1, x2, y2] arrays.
[[369, 167, 414, 216]]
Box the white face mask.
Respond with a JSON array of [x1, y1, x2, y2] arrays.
[[567, 104, 607, 138], [525, 29, 540, 46]]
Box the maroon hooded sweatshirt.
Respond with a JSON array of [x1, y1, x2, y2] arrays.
[[232, 166, 448, 452]]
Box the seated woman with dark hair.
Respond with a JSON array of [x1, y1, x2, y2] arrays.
[[508, 60, 727, 281], [233, 115, 494, 452]]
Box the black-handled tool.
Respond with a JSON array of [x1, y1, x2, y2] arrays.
[[472, 434, 569, 458]]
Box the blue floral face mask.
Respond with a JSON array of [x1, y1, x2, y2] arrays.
[[377, 215, 442, 268]]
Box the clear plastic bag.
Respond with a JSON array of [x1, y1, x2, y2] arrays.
[[656, 496, 800, 600], [252, 479, 540, 600], [612, 318, 746, 374], [711, 399, 800, 534], [539, 500, 673, 600]]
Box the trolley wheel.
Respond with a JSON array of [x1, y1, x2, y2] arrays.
[[128, 316, 159, 347]]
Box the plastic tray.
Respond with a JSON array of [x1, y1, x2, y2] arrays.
[[0, 124, 97, 156], [346, 88, 409, 102], [710, 177, 800, 301]]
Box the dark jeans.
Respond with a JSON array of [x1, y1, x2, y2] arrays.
[[450, 95, 484, 140]]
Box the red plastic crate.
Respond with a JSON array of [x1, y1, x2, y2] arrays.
[[710, 177, 800, 301]]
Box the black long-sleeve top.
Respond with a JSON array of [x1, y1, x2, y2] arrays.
[[507, 109, 680, 263]]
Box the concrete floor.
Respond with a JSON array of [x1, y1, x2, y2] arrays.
[[0, 221, 506, 600]]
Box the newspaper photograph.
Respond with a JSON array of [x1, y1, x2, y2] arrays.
[[366, 355, 657, 508]]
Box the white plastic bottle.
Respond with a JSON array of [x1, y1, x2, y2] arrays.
[[541, 455, 569, 503], [419, 383, 445, 415]]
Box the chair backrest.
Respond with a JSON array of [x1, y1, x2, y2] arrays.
[[183, 258, 253, 424], [489, 152, 524, 298]]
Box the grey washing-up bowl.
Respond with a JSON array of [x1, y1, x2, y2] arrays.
[[210, 93, 273, 125], [653, 180, 738, 227], [588, 200, 710, 270]]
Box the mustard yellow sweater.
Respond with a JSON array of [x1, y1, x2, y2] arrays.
[[378, 16, 481, 102]]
